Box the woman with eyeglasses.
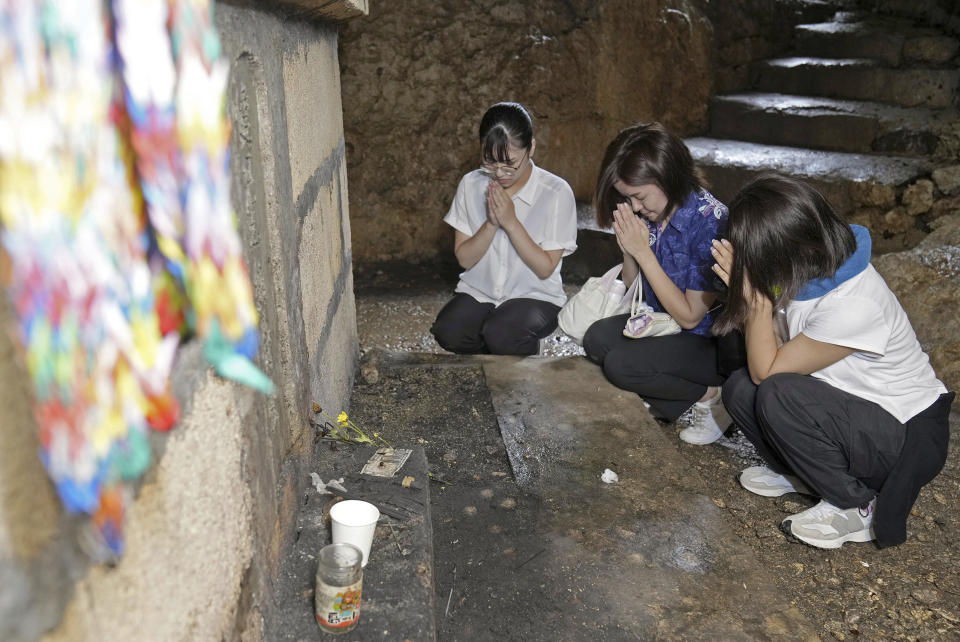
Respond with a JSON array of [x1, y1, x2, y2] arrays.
[[582, 123, 735, 445], [430, 102, 577, 355]]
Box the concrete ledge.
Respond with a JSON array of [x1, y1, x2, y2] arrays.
[[271, 0, 369, 21], [266, 444, 434, 640]]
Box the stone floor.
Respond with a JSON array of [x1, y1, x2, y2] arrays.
[[348, 260, 960, 641]]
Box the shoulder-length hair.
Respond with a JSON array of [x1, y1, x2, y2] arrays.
[[593, 122, 705, 228], [713, 174, 857, 334]]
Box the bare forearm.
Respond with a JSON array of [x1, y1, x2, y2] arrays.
[[744, 300, 779, 383], [454, 222, 498, 269], [503, 221, 561, 279], [621, 253, 639, 288], [634, 250, 706, 328]]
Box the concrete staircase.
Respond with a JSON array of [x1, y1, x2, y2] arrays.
[[687, 6, 959, 244]]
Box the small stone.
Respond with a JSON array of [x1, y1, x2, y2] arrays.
[[883, 207, 914, 234], [463, 506, 477, 516], [932, 166, 960, 195], [489, 524, 502, 534], [360, 362, 380, 384], [902, 180, 935, 216], [480, 488, 494, 498], [851, 182, 896, 208], [712, 497, 726, 509], [929, 196, 960, 221], [499, 497, 517, 510], [912, 588, 940, 604], [502, 547, 516, 555]]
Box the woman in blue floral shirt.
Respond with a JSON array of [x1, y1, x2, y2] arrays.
[[583, 123, 734, 444]]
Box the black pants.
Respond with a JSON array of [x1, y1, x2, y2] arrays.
[[430, 293, 561, 356], [582, 313, 724, 421], [722, 368, 906, 509]]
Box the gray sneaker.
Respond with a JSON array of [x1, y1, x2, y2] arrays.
[[782, 498, 876, 549], [739, 466, 814, 497]]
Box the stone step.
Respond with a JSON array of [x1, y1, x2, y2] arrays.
[[709, 92, 955, 156], [752, 57, 959, 108], [685, 136, 930, 216], [795, 16, 959, 66]]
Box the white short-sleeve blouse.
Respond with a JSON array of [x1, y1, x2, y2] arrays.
[[443, 162, 578, 307]]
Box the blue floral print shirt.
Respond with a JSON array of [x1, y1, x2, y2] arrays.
[[643, 188, 728, 336]]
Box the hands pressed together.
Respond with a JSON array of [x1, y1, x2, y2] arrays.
[[611, 202, 650, 260], [486, 180, 518, 231]]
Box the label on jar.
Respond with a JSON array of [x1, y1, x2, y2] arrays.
[[315, 579, 362, 632]]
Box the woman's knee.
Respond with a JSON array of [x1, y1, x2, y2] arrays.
[[582, 316, 621, 363], [481, 324, 537, 355], [721, 368, 754, 409], [752, 374, 815, 436], [582, 323, 604, 362], [601, 349, 651, 391], [431, 312, 481, 354]]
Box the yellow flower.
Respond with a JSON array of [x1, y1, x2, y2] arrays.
[[337, 411, 349, 426]]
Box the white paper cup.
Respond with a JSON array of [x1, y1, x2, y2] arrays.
[[330, 500, 380, 567]]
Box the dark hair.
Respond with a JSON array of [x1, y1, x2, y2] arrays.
[[478, 102, 534, 165], [593, 122, 705, 228], [714, 174, 857, 334]]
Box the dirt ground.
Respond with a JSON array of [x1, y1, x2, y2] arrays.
[[352, 261, 960, 641]]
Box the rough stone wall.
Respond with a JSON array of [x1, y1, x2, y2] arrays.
[[339, 0, 714, 264], [0, 3, 358, 641]]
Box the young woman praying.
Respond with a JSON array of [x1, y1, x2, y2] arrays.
[[713, 174, 952, 550], [582, 122, 731, 444], [430, 102, 577, 355]]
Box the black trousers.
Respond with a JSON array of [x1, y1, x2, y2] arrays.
[[722, 368, 907, 509], [430, 293, 561, 356], [582, 313, 724, 421]]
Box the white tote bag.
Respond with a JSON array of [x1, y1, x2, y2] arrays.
[[558, 263, 637, 344]]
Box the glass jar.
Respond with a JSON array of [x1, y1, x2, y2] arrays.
[[315, 542, 363, 634]]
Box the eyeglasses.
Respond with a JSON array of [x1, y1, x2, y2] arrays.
[[479, 149, 529, 178]]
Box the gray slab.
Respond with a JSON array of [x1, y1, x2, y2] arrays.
[[481, 356, 818, 641]]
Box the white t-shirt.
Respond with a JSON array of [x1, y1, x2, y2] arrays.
[[444, 162, 577, 307], [786, 264, 947, 423]]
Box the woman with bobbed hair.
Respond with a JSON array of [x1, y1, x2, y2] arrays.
[[583, 122, 732, 444], [430, 101, 577, 355], [713, 174, 952, 550]]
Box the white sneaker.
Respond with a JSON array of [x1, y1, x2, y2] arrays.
[[739, 465, 814, 497], [678, 398, 724, 445], [782, 498, 876, 549]]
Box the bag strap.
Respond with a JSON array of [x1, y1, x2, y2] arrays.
[[628, 274, 644, 315]]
